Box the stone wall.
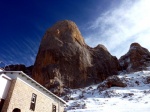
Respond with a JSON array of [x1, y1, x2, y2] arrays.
[[2, 78, 64, 112]]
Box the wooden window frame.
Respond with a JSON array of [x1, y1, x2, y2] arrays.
[[52, 104, 56, 112], [30, 93, 37, 111]]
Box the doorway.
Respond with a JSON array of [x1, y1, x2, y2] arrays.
[[12, 108, 21, 112], [0, 99, 5, 111]]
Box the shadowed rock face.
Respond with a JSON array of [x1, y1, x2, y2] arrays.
[[32, 20, 120, 91], [119, 43, 150, 72], [5, 64, 33, 76]]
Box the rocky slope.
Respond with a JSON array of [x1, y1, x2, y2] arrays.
[[32, 20, 120, 94], [5, 64, 33, 76], [64, 70, 150, 112], [119, 43, 150, 72]]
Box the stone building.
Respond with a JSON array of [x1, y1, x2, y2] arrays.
[[0, 68, 66, 112]]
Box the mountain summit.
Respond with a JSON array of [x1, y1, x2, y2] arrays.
[[119, 43, 150, 72], [32, 20, 120, 94]]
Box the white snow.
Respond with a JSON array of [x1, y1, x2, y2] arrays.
[[64, 70, 150, 112]]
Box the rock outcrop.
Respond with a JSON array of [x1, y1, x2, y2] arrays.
[[119, 43, 150, 72], [5, 64, 33, 76], [32, 20, 120, 93], [97, 75, 127, 91]]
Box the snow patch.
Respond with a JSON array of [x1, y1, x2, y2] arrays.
[[64, 70, 150, 112]]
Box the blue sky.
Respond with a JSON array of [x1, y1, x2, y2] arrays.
[[0, 0, 150, 67]]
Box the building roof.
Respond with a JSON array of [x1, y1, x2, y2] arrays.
[[0, 68, 4, 71], [0, 70, 66, 104]]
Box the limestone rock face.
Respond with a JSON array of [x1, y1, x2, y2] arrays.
[[32, 20, 120, 91], [119, 43, 150, 72], [88, 44, 121, 83]]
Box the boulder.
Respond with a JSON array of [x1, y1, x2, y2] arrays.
[[106, 75, 127, 87], [97, 75, 127, 91]]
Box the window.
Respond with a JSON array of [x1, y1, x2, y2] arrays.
[[52, 104, 56, 112], [30, 93, 37, 111]]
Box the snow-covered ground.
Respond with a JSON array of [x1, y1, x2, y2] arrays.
[[64, 71, 150, 112]]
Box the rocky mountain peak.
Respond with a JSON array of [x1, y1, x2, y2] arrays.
[[119, 42, 150, 72], [32, 20, 120, 95], [94, 44, 108, 52], [129, 42, 143, 51], [41, 20, 85, 49], [130, 42, 141, 48]]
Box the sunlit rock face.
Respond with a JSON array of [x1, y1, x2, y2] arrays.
[[32, 20, 120, 92], [119, 43, 150, 72]]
